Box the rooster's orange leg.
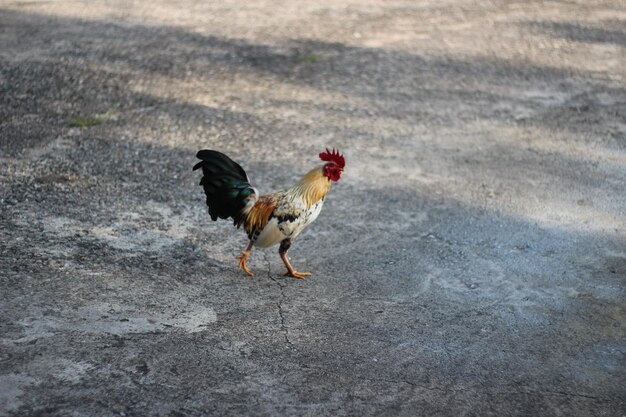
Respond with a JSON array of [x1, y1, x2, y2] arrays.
[[237, 241, 254, 276], [279, 239, 311, 279]]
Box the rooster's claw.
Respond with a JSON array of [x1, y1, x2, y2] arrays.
[[284, 271, 311, 279], [237, 250, 253, 276]]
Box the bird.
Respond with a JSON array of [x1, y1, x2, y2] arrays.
[[193, 148, 345, 279]]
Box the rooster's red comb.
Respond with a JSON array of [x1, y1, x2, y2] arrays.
[[319, 147, 345, 168]]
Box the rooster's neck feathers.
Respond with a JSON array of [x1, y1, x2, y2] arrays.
[[288, 166, 331, 207]]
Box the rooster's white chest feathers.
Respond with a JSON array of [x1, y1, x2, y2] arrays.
[[253, 197, 325, 248]]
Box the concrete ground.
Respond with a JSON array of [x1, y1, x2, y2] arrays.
[[1, 1, 625, 415]]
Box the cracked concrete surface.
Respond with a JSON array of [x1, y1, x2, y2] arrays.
[[264, 252, 294, 349], [1, 0, 625, 416]]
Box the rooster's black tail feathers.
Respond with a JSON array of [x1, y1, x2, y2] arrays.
[[193, 150, 256, 224]]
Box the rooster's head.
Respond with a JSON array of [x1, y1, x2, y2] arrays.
[[319, 147, 345, 182]]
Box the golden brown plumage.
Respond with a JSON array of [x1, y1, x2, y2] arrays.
[[288, 167, 332, 208], [243, 195, 277, 238]]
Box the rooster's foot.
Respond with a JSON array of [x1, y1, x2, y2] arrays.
[[284, 270, 311, 279], [237, 250, 253, 276]]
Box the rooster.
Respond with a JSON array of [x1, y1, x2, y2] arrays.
[[193, 148, 345, 279]]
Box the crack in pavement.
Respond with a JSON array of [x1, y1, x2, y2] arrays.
[[264, 252, 294, 350], [360, 377, 445, 392], [540, 389, 603, 401], [360, 377, 605, 401]]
